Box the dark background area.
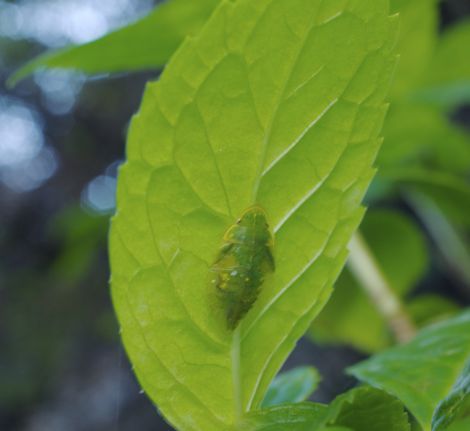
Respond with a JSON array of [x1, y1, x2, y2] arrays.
[[0, 1, 469, 430]]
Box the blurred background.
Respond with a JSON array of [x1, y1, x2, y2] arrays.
[[0, 0, 469, 430]]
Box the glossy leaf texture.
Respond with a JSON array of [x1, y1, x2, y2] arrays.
[[9, 0, 220, 86], [262, 366, 320, 408], [110, 0, 398, 429], [349, 310, 470, 431]]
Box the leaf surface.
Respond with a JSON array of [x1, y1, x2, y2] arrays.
[[349, 310, 470, 431], [325, 387, 411, 431], [244, 387, 410, 431], [388, 0, 437, 100], [432, 360, 470, 431], [262, 366, 320, 408], [110, 0, 397, 429]]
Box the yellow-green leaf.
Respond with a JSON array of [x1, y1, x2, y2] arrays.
[[110, 0, 398, 429]]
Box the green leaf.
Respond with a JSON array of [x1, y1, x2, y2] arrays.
[[446, 418, 470, 431], [432, 360, 470, 431], [349, 310, 470, 431], [262, 366, 320, 408], [388, 0, 438, 100], [110, 0, 397, 429], [407, 294, 460, 328], [378, 103, 470, 175], [389, 169, 470, 230], [325, 386, 411, 431], [415, 18, 470, 109], [240, 403, 329, 431], [243, 387, 410, 431], [8, 0, 220, 86], [311, 209, 427, 353]]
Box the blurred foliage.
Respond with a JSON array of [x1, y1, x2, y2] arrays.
[[1, 0, 470, 429], [311, 209, 434, 353], [310, 0, 470, 351], [349, 310, 470, 431]]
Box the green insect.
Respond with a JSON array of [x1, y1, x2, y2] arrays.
[[211, 205, 275, 330]]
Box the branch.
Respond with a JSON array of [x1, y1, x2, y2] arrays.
[[348, 232, 417, 344]]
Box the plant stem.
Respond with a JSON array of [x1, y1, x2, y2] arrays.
[[348, 232, 417, 344]]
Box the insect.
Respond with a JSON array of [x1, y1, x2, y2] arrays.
[[211, 205, 275, 330]]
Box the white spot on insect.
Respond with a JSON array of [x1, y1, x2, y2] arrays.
[[231, 270, 238, 276]]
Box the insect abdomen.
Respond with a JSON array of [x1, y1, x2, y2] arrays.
[[211, 206, 274, 330]]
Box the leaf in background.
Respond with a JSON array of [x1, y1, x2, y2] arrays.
[[311, 209, 427, 353], [377, 103, 470, 175], [414, 18, 470, 109], [349, 310, 470, 431], [388, 0, 437, 100], [262, 366, 320, 408], [407, 294, 460, 328], [432, 360, 470, 431], [110, 0, 398, 428], [406, 191, 470, 289], [8, 0, 221, 86], [325, 386, 411, 431], [389, 170, 470, 230]]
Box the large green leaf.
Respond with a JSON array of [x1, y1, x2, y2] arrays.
[[311, 209, 428, 353], [9, 0, 220, 86], [262, 366, 320, 408], [349, 310, 470, 431], [110, 0, 397, 429]]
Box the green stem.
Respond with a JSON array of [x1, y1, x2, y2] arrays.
[[348, 232, 417, 344]]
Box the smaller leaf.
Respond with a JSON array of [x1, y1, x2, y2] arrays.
[[325, 387, 411, 431], [8, 0, 220, 86], [262, 367, 321, 408], [349, 310, 470, 430], [243, 387, 409, 431], [432, 360, 470, 431]]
